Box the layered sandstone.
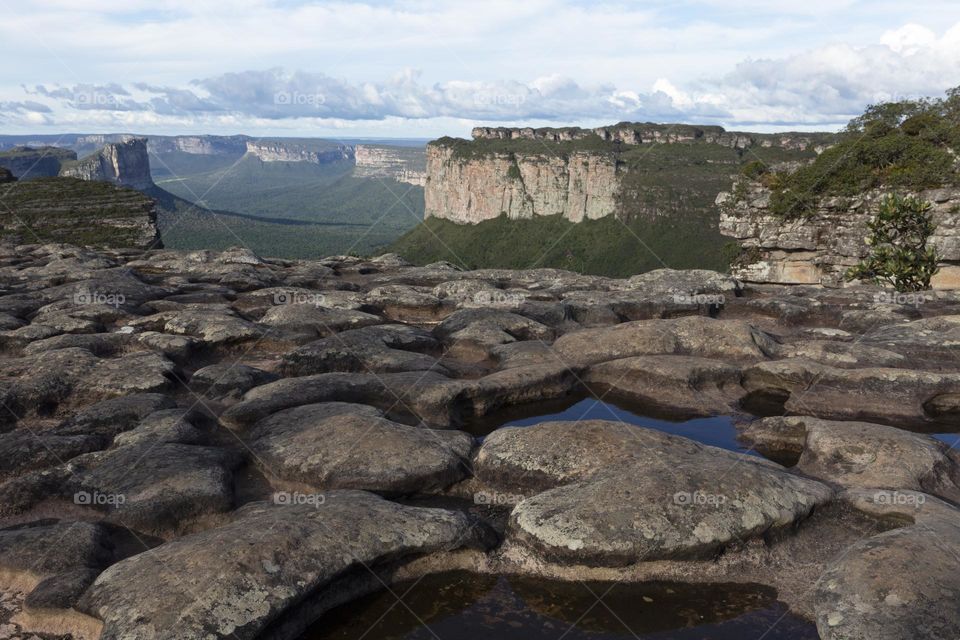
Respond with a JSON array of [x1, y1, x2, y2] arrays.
[[354, 144, 427, 186], [60, 138, 155, 190], [245, 140, 353, 163], [425, 144, 619, 223], [718, 184, 960, 289]]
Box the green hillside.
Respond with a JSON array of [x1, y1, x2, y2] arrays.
[[151, 152, 424, 258]]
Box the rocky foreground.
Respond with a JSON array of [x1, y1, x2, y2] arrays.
[[0, 243, 958, 639]]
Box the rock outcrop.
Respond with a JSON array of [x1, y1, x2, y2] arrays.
[[425, 124, 837, 225], [0, 178, 161, 248], [719, 182, 960, 289], [354, 144, 427, 186], [245, 140, 353, 164], [0, 244, 957, 639], [0, 146, 78, 180], [60, 138, 155, 190]]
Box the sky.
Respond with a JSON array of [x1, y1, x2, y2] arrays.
[[2, 0, 960, 138]]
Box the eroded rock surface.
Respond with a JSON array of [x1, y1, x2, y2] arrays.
[[0, 243, 958, 639]]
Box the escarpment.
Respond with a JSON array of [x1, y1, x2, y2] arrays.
[[59, 138, 155, 190], [719, 182, 960, 289], [424, 124, 836, 225]]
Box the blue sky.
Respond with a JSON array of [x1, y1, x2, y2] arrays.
[[3, 0, 960, 137]]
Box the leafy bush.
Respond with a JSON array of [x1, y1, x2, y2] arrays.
[[768, 88, 960, 218], [846, 194, 939, 292]]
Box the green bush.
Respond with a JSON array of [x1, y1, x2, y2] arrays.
[[768, 88, 960, 218], [846, 194, 939, 292]]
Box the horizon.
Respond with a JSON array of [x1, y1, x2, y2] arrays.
[[3, 1, 960, 138]]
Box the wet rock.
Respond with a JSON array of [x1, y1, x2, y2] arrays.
[[81, 493, 489, 639], [248, 403, 473, 494], [742, 416, 960, 500], [584, 355, 745, 416], [741, 358, 960, 428], [476, 420, 832, 564]]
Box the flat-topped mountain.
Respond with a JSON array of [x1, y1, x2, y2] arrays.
[[390, 122, 837, 275], [59, 137, 155, 190]]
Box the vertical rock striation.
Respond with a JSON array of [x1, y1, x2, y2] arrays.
[[60, 138, 155, 190]]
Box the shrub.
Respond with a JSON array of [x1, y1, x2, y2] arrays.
[[846, 194, 939, 292]]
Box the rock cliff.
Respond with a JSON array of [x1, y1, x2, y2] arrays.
[[719, 183, 960, 289], [245, 140, 353, 164], [0, 167, 15, 183], [426, 143, 619, 223], [149, 135, 248, 156], [354, 144, 427, 186], [0, 146, 78, 180], [60, 138, 155, 190], [425, 124, 835, 225]]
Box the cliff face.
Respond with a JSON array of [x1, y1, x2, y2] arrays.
[[354, 144, 427, 186], [719, 185, 960, 289], [60, 138, 155, 190], [0, 146, 78, 180], [472, 124, 832, 153], [425, 144, 618, 223], [150, 136, 247, 156], [425, 124, 835, 226], [245, 141, 353, 164]]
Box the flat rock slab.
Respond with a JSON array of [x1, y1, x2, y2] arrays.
[[248, 402, 474, 494], [742, 416, 960, 500], [552, 316, 777, 366], [80, 492, 486, 640], [281, 324, 444, 376], [584, 355, 745, 416], [476, 420, 832, 565], [816, 490, 960, 640], [742, 358, 960, 427]]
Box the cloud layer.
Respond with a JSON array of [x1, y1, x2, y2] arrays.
[[2, 2, 960, 135]]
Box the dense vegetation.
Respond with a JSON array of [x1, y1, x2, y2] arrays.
[[0, 177, 156, 247], [152, 152, 424, 258], [746, 88, 960, 218], [388, 214, 733, 276], [847, 194, 940, 291]]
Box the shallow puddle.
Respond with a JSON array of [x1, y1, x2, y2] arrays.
[[301, 571, 817, 639], [467, 396, 760, 458]]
